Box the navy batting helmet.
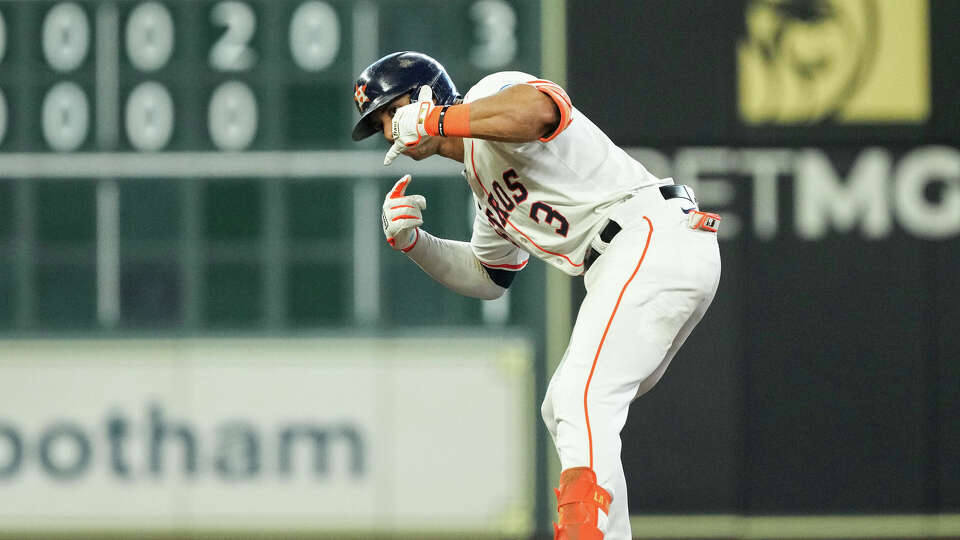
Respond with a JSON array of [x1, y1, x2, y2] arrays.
[[351, 51, 460, 141]]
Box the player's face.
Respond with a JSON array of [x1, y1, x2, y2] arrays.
[[375, 94, 412, 142], [372, 93, 457, 162]]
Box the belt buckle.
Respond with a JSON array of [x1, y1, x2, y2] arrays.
[[688, 210, 721, 233]]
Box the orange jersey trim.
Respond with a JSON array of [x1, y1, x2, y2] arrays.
[[467, 143, 491, 197], [528, 80, 572, 106], [480, 259, 529, 270], [583, 216, 654, 469], [527, 79, 573, 142], [469, 141, 584, 271]]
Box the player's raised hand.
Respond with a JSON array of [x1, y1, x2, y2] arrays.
[[383, 85, 436, 166], [381, 174, 426, 251]]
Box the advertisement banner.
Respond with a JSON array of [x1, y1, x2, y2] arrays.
[[0, 337, 534, 536], [626, 145, 960, 242], [737, 0, 930, 125]]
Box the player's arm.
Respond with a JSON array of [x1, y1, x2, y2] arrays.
[[404, 232, 515, 299], [382, 175, 513, 300], [428, 81, 573, 143], [388, 80, 571, 147], [459, 84, 563, 142], [385, 79, 573, 165]]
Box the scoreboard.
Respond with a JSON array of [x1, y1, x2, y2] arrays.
[[0, 0, 545, 332], [0, 0, 542, 152]]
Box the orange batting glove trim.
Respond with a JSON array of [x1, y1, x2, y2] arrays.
[[389, 175, 412, 198], [402, 100, 432, 148], [424, 104, 471, 137]]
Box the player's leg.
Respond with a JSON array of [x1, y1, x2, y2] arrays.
[[541, 348, 568, 447], [547, 221, 667, 539], [598, 444, 630, 537], [606, 240, 718, 538], [546, 347, 620, 539], [634, 262, 720, 399], [585, 287, 716, 539], [547, 217, 720, 540]]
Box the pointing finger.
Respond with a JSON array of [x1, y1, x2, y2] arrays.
[[383, 141, 404, 166], [389, 174, 413, 199], [417, 85, 433, 103]]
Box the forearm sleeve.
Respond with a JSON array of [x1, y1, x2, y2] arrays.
[[403, 229, 507, 300]]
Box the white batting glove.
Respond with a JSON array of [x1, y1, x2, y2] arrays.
[[383, 85, 436, 166], [382, 174, 426, 251]]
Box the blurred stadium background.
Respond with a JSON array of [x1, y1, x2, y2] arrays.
[[0, 0, 957, 539]]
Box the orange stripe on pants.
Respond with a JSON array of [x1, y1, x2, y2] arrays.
[[583, 216, 654, 469]]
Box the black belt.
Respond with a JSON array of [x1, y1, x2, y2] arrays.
[[658, 184, 697, 206], [583, 185, 694, 272]]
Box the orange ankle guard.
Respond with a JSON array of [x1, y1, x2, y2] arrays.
[[553, 467, 611, 540]]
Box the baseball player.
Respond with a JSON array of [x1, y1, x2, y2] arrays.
[[351, 51, 721, 540]]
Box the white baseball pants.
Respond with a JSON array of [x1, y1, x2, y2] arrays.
[[541, 187, 722, 540]]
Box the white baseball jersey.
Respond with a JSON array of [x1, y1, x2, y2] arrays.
[[443, 71, 720, 540], [464, 71, 663, 276]]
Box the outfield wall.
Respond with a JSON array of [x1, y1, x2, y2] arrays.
[[0, 337, 535, 537]]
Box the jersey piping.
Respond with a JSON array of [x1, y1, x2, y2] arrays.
[[469, 140, 585, 271]]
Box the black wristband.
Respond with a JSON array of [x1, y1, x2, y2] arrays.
[[437, 105, 451, 137]]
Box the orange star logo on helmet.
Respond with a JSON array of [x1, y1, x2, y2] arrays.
[[354, 83, 370, 111]]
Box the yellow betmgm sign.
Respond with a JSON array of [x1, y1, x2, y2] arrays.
[[737, 0, 929, 124]]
